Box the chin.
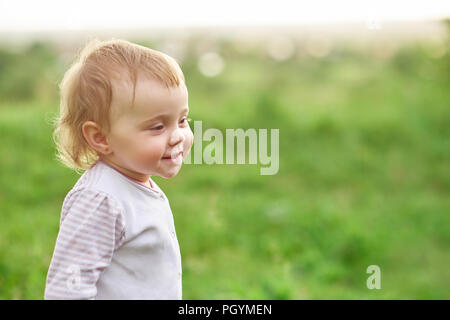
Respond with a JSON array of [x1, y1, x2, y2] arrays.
[[160, 169, 181, 179]]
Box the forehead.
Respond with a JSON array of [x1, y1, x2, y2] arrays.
[[110, 74, 188, 121]]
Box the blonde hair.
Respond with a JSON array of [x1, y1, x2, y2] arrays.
[[53, 38, 185, 171]]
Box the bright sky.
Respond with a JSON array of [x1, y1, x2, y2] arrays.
[[0, 0, 449, 31]]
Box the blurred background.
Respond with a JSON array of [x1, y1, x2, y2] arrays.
[[0, 0, 449, 299]]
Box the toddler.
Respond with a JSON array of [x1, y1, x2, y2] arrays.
[[44, 38, 193, 299]]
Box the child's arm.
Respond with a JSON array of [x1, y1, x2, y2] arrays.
[[44, 189, 125, 300]]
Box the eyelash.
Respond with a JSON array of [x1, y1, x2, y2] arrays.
[[150, 117, 192, 131]]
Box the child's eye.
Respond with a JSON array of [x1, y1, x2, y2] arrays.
[[150, 124, 164, 131]]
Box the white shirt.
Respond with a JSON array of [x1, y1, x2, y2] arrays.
[[44, 160, 182, 299]]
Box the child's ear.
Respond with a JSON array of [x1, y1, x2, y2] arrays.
[[82, 121, 112, 155]]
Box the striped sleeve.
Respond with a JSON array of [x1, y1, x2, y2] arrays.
[[44, 189, 126, 300]]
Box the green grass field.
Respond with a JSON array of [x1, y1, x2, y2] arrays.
[[0, 36, 449, 299]]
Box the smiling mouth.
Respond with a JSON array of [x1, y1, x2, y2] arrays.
[[162, 151, 183, 160]]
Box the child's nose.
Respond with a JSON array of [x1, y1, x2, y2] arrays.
[[168, 127, 185, 146]]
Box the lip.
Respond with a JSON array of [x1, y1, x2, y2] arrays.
[[162, 151, 183, 161]]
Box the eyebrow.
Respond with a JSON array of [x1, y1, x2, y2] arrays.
[[140, 107, 189, 124]]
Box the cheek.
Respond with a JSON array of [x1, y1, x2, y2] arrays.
[[143, 139, 166, 158], [185, 129, 194, 149], [109, 131, 132, 153]]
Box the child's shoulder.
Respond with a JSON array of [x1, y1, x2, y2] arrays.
[[67, 160, 151, 204], [63, 161, 125, 207], [73, 161, 125, 193], [59, 185, 125, 227]]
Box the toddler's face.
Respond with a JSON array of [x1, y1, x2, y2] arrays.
[[104, 76, 193, 180]]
